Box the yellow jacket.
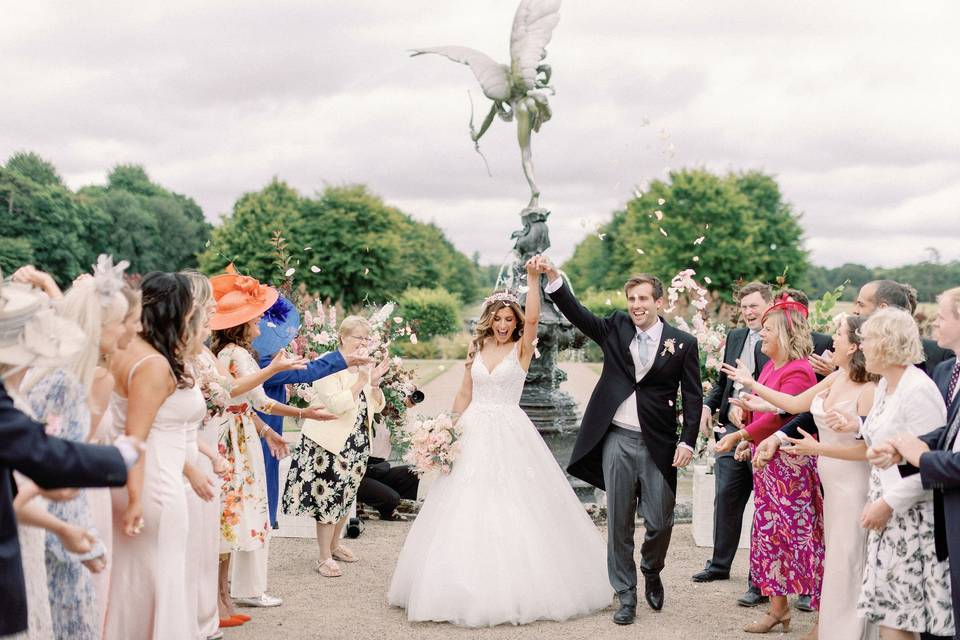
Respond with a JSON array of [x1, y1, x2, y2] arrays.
[[301, 369, 385, 455]]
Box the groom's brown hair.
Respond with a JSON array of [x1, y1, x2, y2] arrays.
[[623, 274, 663, 300]]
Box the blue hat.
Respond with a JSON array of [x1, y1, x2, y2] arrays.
[[252, 296, 301, 356]]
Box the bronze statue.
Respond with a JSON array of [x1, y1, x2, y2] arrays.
[[411, 0, 561, 210]]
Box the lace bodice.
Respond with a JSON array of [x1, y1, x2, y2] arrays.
[[470, 343, 527, 407]]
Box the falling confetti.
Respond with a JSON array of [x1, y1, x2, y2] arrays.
[[310, 265, 321, 273], [659, 227, 668, 237], [393, 317, 404, 324], [605, 298, 612, 306], [693, 256, 700, 262], [694, 236, 705, 245], [598, 233, 607, 240], [284, 268, 295, 277], [364, 268, 370, 275], [654, 210, 664, 221], [705, 276, 712, 284], [304, 246, 312, 251], [657, 198, 666, 206], [636, 248, 645, 254], [633, 187, 644, 199]]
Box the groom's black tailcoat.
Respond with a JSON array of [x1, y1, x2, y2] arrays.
[[550, 283, 702, 493]]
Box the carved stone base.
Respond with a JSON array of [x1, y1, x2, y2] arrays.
[[519, 384, 580, 433]]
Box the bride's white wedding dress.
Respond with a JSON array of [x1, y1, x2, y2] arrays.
[[387, 342, 611, 627]]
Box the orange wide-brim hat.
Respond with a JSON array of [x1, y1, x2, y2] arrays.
[[209, 265, 279, 331]]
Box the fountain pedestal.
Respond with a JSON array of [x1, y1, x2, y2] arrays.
[[503, 207, 585, 433]]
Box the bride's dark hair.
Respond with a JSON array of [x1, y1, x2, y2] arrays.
[[139, 271, 195, 388], [469, 298, 525, 358]]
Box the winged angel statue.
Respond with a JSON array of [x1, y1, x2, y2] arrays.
[[411, 0, 561, 210]]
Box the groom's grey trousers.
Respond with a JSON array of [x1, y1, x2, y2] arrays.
[[603, 426, 675, 604]]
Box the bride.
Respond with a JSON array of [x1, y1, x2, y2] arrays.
[[387, 259, 611, 627]]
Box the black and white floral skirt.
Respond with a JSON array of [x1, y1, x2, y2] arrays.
[[281, 398, 370, 524]]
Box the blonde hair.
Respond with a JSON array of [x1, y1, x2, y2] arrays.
[[34, 278, 127, 392], [939, 287, 960, 319], [763, 308, 813, 362], [181, 270, 213, 355], [861, 307, 924, 367], [338, 315, 370, 340], [470, 299, 525, 356]]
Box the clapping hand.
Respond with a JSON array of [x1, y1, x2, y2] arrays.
[[370, 357, 390, 386], [808, 350, 836, 377], [890, 433, 930, 467], [752, 436, 780, 469], [734, 440, 752, 462], [719, 359, 755, 392], [727, 404, 745, 428], [823, 405, 860, 433], [344, 352, 373, 368], [782, 428, 820, 457], [866, 442, 901, 470], [267, 350, 308, 374], [262, 428, 291, 459], [729, 393, 775, 414]]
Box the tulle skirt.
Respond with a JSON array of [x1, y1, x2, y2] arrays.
[[387, 402, 611, 627]]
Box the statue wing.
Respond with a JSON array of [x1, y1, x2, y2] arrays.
[[410, 46, 511, 101], [509, 0, 561, 90]]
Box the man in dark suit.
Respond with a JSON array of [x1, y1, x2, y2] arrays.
[[850, 280, 954, 376], [691, 282, 772, 601], [1, 382, 132, 637], [870, 286, 960, 638], [536, 257, 702, 626]]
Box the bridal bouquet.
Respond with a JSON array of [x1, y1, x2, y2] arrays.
[[402, 413, 464, 476]]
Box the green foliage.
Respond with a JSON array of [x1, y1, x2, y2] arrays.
[[199, 179, 303, 280], [390, 333, 470, 360], [808, 282, 848, 333], [398, 287, 462, 340], [201, 183, 481, 307], [563, 168, 809, 303], [5, 152, 63, 187], [0, 237, 34, 276], [807, 261, 960, 302], [576, 288, 626, 318]]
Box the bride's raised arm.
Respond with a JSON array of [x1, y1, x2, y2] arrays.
[[519, 262, 541, 367]]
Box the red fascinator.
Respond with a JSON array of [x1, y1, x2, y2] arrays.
[[209, 264, 279, 331], [761, 294, 808, 331]]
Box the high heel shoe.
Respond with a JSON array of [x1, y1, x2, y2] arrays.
[[744, 610, 791, 633]]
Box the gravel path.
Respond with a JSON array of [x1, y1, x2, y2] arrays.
[[228, 521, 816, 639]]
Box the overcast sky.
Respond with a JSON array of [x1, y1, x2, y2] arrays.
[[3, 0, 958, 269]]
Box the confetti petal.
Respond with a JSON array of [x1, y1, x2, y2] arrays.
[[636, 248, 645, 254], [705, 276, 712, 284], [694, 236, 705, 245], [310, 265, 321, 273], [304, 246, 312, 251], [657, 198, 666, 206], [654, 210, 664, 221], [364, 268, 370, 275], [284, 268, 295, 277], [598, 233, 607, 240], [659, 227, 668, 237], [693, 256, 700, 262]]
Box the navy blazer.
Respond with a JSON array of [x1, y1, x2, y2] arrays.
[[549, 283, 703, 493], [0, 382, 128, 636]]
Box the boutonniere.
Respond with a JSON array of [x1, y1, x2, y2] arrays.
[[660, 338, 677, 357]]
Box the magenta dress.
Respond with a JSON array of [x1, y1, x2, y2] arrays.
[[746, 359, 824, 607]]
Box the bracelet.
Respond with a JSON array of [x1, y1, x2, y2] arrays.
[[738, 429, 752, 442], [298, 408, 304, 420]]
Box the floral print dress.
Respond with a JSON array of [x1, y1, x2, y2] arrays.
[[25, 368, 99, 640], [856, 366, 954, 635], [282, 393, 370, 523], [209, 346, 270, 553]]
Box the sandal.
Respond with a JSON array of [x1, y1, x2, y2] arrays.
[[316, 558, 343, 578], [332, 545, 359, 563], [744, 610, 791, 633]]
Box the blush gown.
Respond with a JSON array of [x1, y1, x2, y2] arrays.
[[388, 342, 611, 627]]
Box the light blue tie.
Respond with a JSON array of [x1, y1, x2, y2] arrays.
[[636, 332, 651, 369]]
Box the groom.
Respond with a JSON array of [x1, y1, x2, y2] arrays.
[[532, 256, 702, 625]]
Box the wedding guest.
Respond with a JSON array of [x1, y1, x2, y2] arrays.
[[852, 280, 954, 376], [87, 280, 142, 631], [250, 296, 357, 528], [854, 308, 954, 639], [729, 313, 879, 639], [282, 316, 388, 578], [869, 287, 960, 633], [105, 272, 207, 640], [692, 281, 772, 607], [0, 284, 139, 638], [208, 271, 332, 612], [0, 280, 133, 639], [21, 257, 130, 640], [714, 294, 821, 633]]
